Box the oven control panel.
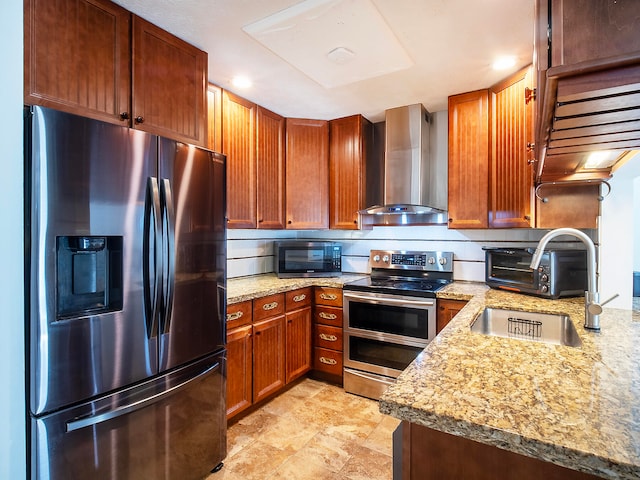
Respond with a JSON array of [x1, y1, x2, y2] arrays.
[[369, 250, 453, 272]]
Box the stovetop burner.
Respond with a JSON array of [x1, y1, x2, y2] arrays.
[[344, 249, 455, 298]]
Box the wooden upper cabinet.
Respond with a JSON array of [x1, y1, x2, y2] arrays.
[[207, 83, 223, 152], [24, 0, 131, 124], [548, 0, 640, 68], [256, 106, 286, 229], [285, 118, 330, 229], [131, 16, 207, 145], [329, 115, 372, 230], [489, 66, 534, 228], [24, 0, 208, 146], [223, 91, 257, 229], [448, 90, 490, 229]]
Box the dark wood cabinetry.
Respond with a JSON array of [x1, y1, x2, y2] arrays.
[[397, 421, 600, 480], [329, 115, 372, 229], [223, 91, 257, 229], [448, 90, 490, 229], [535, 0, 640, 183], [206, 83, 222, 152], [131, 16, 207, 145], [24, 0, 131, 125], [489, 67, 535, 228], [436, 299, 468, 334], [285, 118, 330, 229], [285, 288, 312, 383], [225, 300, 253, 419], [312, 287, 344, 383], [25, 0, 208, 146], [252, 294, 286, 403], [256, 106, 286, 229]]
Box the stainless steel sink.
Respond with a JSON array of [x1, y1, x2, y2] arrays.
[[470, 307, 582, 347]]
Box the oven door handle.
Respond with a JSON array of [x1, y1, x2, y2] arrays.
[[344, 293, 434, 307]]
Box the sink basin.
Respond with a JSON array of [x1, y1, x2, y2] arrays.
[[470, 307, 582, 347]]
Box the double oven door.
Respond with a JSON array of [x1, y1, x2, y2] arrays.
[[343, 289, 436, 399]]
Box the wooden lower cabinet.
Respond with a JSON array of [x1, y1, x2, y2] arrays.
[[312, 287, 344, 383], [252, 315, 286, 403], [225, 324, 252, 419], [436, 298, 468, 334], [396, 421, 600, 480], [285, 306, 312, 383]]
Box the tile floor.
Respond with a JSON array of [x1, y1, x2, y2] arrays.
[[207, 378, 399, 480]]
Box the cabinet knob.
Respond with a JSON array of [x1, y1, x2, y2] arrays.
[[135, 116, 145, 124], [524, 87, 536, 104], [120, 112, 130, 120], [287, 220, 292, 224]]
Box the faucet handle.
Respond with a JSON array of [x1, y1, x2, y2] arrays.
[[586, 293, 619, 316]]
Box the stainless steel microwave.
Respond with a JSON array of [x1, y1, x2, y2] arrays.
[[485, 247, 587, 299], [275, 241, 342, 278]]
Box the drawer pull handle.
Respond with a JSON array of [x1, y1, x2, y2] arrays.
[[320, 293, 338, 301], [262, 302, 279, 311], [319, 356, 337, 365], [319, 312, 337, 320], [226, 311, 243, 321], [293, 294, 306, 302], [319, 333, 338, 342]]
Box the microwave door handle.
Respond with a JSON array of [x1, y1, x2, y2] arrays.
[[345, 293, 434, 307]]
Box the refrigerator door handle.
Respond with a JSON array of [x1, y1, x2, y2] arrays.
[[66, 361, 221, 432], [143, 177, 162, 338], [160, 178, 175, 334]]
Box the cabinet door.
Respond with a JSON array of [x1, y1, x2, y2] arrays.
[[329, 115, 371, 229], [207, 83, 222, 152], [436, 299, 468, 334], [24, 0, 131, 124], [223, 91, 257, 228], [285, 307, 312, 384], [448, 90, 490, 229], [226, 324, 252, 419], [252, 316, 285, 403], [489, 66, 534, 228], [256, 106, 286, 229], [285, 118, 329, 229], [131, 16, 207, 146]]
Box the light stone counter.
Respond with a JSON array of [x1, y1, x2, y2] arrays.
[[380, 284, 640, 479], [227, 273, 367, 305]]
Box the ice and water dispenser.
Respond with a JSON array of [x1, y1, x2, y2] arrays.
[[56, 236, 123, 319]]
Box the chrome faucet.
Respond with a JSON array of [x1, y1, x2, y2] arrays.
[[529, 227, 618, 330]]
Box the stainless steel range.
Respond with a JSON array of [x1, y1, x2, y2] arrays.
[[343, 249, 454, 400]]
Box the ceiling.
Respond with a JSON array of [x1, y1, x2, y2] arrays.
[[114, 0, 534, 122]]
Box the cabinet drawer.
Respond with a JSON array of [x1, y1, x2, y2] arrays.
[[314, 305, 343, 327], [314, 324, 343, 351], [313, 347, 343, 376], [286, 287, 312, 311], [314, 287, 343, 307], [253, 293, 285, 322], [226, 300, 252, 330]]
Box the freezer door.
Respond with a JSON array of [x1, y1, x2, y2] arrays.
[[31, 352, 226, 480], [157, 139, 226, 371], [27, 106, 159, 416]]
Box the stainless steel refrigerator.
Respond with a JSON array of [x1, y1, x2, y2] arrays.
[[24, 105, 227, 479]]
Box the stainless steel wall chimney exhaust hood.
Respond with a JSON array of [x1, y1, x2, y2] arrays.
[[360, 104, 448, 225]]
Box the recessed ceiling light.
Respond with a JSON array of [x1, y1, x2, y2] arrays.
[[492, 56, 516, 70], [231, 75, 252, 89]]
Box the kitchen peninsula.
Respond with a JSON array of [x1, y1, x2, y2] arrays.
[[381, 284, 640, 479]]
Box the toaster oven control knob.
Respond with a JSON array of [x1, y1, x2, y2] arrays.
[[538, 266, 544, 273], [541, 285, 549, 293], [541, 273, 549, 282]]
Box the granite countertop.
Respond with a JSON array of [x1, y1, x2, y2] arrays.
[[379, 284, 640, 479], [226, 273, 367, 304]]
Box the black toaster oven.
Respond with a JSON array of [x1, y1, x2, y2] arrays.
[[485, 248, 588, 299]]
